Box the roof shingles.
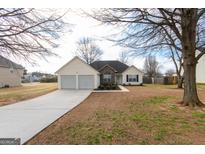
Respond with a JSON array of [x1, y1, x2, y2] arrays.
[[90, 60, 129, 73], [0, 55, 24, 69]]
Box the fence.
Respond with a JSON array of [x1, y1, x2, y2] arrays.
[[143, 76, 178, 85]]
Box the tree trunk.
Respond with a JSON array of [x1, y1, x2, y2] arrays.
[[182, 60, 204, 107], [177, 75, 183, 88], [181, 9, 204, 107]]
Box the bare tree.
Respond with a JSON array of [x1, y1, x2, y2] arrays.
[[165, 69, 176, 76], [144, 55, 160, 78], [75, 37, 103, 64], [0, 8, 68, 64], [118, 51, 129, 64], [168, 47, 184, 88], [89, 8, 205, 107]]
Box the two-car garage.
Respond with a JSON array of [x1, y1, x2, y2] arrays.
[[60, 75, 95, 89], [55, 57, 100, 90]]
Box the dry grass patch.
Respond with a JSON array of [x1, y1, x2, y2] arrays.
[[0, 83, 57, 106]]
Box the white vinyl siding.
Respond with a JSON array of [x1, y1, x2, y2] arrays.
[[196, 50, 205, 83], [122, 66, 143, 85]]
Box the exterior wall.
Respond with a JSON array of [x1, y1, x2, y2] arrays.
[[196, 52, 205, 83], [99, 66, 116, 83], [116, 74, 122, 84], [56, 57, 99, 89], [122, 66, 143, 85], [0, 67, 24, 87]]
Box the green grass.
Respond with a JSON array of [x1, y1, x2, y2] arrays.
[[170, 105, 179, 112], [192, 112, 205, 118], [56, 113, 128, 144], [28, 91, 205, 145], [144, 96, 172, 104], [61, 108, 196, 144], [71, 97, 204, 144], [144, 83, 205, 91], [130, 113, 148, 122], [144, 84, 177, 89], [153, 129, 167, 141], [52, 96, 202, 144]]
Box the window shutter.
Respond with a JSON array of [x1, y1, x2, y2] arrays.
[[136, 75, 139, 82], [126, 75, 128, 82]]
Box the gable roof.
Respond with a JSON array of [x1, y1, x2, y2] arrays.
[[90, 60, 129, 73], [0, 55, 24, 69], [123, 65, 144, 74], [55, 56, 99, 74], [98, 64, 118, 72]]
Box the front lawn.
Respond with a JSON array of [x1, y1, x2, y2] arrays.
[[27, 84, 205, 144], [0, 83, 57, 106]]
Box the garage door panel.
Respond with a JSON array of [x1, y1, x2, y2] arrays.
[[78, 75, 94, 89], [61, 75, 76, 89]]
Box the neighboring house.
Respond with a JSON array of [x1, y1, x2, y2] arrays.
[[55, 56, 143, 89], [23, 72, 56, 83], [196, 51, 205, 83], [0, 55, 24, 87], [23, 73, 41, 82]]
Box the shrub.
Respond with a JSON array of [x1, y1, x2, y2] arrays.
[[98, 84, 105, 90], [97, 83, 119, 90], [4, 84, 10, 88], [111, 84, 117, 90], [106, 85, 111, 90], [40, 77, 57, 83]]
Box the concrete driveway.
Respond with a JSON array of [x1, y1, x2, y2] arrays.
[[0, 90, 91, 144]]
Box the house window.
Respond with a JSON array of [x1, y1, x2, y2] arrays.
[[103, 74, 112, 82], [127, 75, 139, 82]]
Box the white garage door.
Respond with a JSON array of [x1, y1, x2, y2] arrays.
[[61, 75, 76, 89], [78, 75, 94, 89]]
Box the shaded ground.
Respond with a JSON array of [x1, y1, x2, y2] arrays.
[[0, 83, 57, 106], [27, 84, 205, 145]]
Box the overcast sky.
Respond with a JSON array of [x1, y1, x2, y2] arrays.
[[14, 9, 175, 74]]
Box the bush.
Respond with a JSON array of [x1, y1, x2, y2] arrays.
[[97, 83, 119, 90], [98, 84, 105, 90], [111, 84, 117, 90], [105, 85, 111, 90], [40, 77, 57, 83], [4, 84, 10, 88]]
